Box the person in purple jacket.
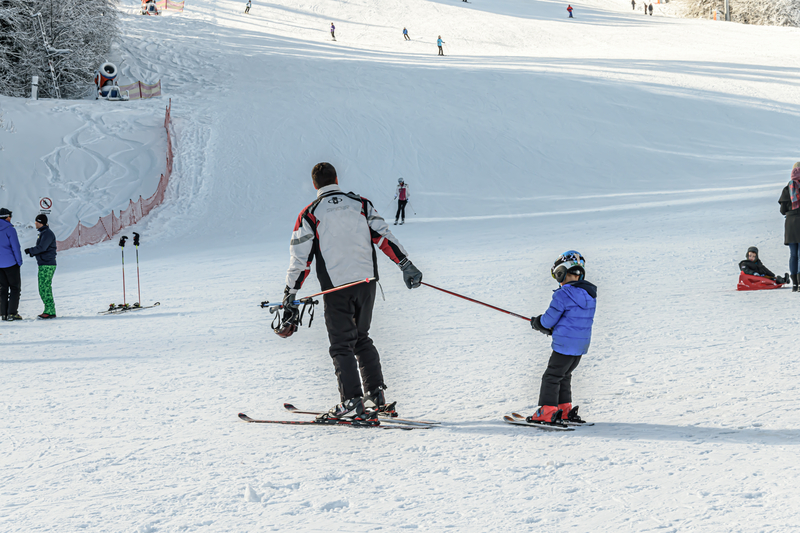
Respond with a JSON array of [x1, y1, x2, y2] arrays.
[[0, 208, 24, 321], [528, 251, 597, 424]]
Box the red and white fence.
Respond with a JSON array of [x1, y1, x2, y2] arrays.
[[155, 0, 186, 11], [57, 100, 174, 251]]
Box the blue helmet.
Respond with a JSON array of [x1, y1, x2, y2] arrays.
[[551, 250, 585, 283]]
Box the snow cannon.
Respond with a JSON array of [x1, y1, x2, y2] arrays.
[[94, 62, 129, 101], [141, 0, 159, 15], [737, 272, 784, 291]]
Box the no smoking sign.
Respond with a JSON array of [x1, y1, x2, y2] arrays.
[[39, 197, 53, 214]]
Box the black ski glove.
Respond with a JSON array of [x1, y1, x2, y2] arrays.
[[399, 258, 422, 289], [24, 248, 32, 256], [531, 315, 553, 336]]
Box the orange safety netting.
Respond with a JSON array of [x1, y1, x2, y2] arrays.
[[57, 100, 173, 251], [155, 0, 185, 11]]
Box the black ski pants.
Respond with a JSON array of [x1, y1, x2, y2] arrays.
[[395, 200, 408, 221], [404, 34, 410, 41], [0, 264, 21, 316], [438, 46, 444, 56], [324, 281, 385, 402], [538, 351, 582, 407]]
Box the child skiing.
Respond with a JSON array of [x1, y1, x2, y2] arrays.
[[567, 4, 574, 17], [739, 246, 789, 284], [244, 0, 251, 13], [437, 36, 445, 55], [394, 178, 409, 225], [529, 251, 597, 425], [330, 23, 336, 41]]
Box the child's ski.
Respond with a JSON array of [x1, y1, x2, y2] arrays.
[[238, 413, 426, 430], [100, 302, 160, 315], [511, 412, 594, 427], [284, 402, 440, 426], [503, 415, 574, 431]]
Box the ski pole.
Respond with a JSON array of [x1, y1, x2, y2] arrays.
[[133, 232, 141, 305], [260, 277, 376, 309], [119, 236, 128, 306], [408, 201, 417, 215], [420, 282, 531, 321]]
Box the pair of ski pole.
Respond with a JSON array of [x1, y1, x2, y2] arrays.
[[118, 233, 143, 306]]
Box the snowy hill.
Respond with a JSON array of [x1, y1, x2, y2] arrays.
[[3, 0, 800, 530]]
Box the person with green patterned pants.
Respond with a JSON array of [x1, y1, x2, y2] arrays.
[[24, 214, 58, 319]]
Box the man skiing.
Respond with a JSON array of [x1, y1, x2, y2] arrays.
[[245, 0, 251, 14], [330, 22, 336, 41], [24, 214, 58, 319], [403, 27, 410, 41], [0, 208, 23, 321], [394, 178, 410, 225], [528, 251, 597, 425], [281, 162, 423, 423], [437, 36, 445, 55], [567, 4, 574, 17]]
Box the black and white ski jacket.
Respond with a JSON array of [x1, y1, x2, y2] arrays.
[[285, 184, 409, 294]]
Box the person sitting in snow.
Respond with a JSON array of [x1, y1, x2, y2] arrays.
[[739, 246, 789, 284], [528, 251, 597, 425]]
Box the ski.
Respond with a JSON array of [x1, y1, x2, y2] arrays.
[[510, 412, 593, 427], [100, 302, 161, 315], [284, 402, 440, 426], [238, 413, 425, 430], [503, 415, 574, 431]]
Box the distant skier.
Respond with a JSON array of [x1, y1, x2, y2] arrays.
[[331, 22, 336, 41], [394, 178, 410, 225], [24, 214, 58, 319], [403, 27, 410, 41], [528, 251, 597, 425], [739, 247, 789, 285], [567, 4, 573, 17], [631, 0, 635, 9], [0, 208, 23, 322], [437, 35, 445, 55], [280, 162, 423, 422], [779, 162, 800, 291], [648, 3, 653, 15], [245, 0, 251, 14]]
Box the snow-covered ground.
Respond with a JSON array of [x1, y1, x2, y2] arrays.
[[3, 0, 800, 530]]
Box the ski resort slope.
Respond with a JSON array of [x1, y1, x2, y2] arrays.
[[3, 0, 800, 531]]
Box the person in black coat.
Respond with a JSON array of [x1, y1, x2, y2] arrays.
[[24, 214, 58, 318], [779, 162, 800, 291], [739, 246, 789, 284]]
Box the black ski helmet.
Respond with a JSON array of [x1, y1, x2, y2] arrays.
[[551, 250, 585, 283]]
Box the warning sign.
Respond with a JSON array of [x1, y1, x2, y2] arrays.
[[39, 197, 52, 215]]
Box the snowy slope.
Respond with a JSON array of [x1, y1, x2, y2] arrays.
[[3, 0, 800, 531]]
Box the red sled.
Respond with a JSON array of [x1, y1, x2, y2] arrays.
[[737, 272, 784, 291]]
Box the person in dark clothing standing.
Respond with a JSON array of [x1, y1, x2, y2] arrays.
[[631, 0, 636, 9], [648, 3, 653, 15], [528, 251, 597, 424], [282, 162, 423, 422], [394, 178, 410, 225], [779, 162, 800, 291], [739, 246, 789, 284], [0, 208, 23, 321], [24, 214, 58, 318]]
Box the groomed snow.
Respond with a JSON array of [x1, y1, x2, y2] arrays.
[[2, 0, 800, 530]]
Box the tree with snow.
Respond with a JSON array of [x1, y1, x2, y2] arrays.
[[679, 0, 800, 26], [0, 0, 120, 99]]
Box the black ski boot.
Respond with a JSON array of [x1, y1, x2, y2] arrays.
[[316, 397, 377, 425], [364, 386, 398, 418]]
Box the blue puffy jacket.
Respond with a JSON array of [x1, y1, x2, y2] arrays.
[[0, 218, 23, 268], [539, 280, 597, 356]]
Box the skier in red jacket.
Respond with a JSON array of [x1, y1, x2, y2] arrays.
[[567, 5, 573, 17]]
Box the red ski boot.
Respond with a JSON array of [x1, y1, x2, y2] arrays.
[[525, 405, 562, 424]]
